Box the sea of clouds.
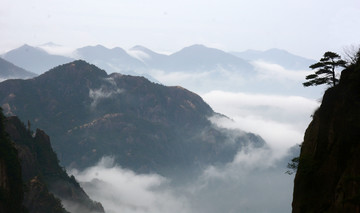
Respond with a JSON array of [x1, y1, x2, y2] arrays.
[[41, 44, 322, 212]]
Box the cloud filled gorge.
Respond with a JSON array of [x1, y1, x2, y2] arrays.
[[70, 144, 294, 213]]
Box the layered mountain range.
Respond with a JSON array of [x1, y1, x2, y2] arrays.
[[0, 60, 264, 178], [2, 43, 315, 74], [2, 43, 255, 74], [1, 43, 319, 97]]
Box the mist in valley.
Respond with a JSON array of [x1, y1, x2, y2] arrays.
[[69, 148, 295, 213], [59, 56, 321, 213]]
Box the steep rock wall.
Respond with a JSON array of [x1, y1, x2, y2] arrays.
[[292, 61, 360, 212]]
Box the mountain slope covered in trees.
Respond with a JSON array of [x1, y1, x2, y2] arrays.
[[0, 60, 264, 178]]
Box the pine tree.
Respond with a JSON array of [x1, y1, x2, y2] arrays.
[[303, 51, 346, 87]]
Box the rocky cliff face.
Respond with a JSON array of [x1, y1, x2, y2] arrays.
[[0, 109, 24, 213], [4, 116, 104, 213], [292, 59, 360, 212]]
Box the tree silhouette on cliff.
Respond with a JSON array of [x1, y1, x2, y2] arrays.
[[303, 51, 346, 87]]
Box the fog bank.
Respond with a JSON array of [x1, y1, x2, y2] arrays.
[[70, 144, 295, 213]]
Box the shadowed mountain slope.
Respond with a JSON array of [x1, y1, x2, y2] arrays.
[[0, 60, 264, 177]]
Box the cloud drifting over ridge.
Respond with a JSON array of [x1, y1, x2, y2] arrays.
[[145, 60, 324, 98], [38, 43, 77, 57], [202, 90, 319, 155], [251, 60, 312, 82], [89, 87, 124, 108]]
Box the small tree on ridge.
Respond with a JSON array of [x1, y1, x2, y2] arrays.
[[303, 51, 346, 87]]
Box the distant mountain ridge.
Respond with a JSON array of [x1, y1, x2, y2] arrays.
[[75, 45, 145, 74], [2, 44, 74, 74], [231, 48, 316, 70], [3, 43, 312, 74], [2, 43, 320, 97], [0, 60, 265, 177]]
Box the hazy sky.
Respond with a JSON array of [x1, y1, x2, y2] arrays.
[[1, 0, 359, 58]]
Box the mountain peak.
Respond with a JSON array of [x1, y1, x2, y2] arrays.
[[166, 44, 252, 72], [39, 42, 61, 47], [178, 44, 209, 52], [264, 48, 292, 55], [76, 45, 130, 59], [3, 44, 73, 74], [40, 60, 107, 80], [187, 44, 207, 48], [130, 45, 149, 51], [16, 44, 44, 53], [54, 59, 106, 72], [21, 44, 31, 48]]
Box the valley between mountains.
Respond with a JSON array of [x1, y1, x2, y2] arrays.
[[0, 44, 315, 213]]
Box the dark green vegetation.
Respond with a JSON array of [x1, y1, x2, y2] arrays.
[[303, 51, 346, 87], [0, 60, 264, 177], [0, 108, 24, 213], [292, 50, 360, 212]]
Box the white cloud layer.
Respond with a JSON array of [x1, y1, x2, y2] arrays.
[[146, 61, 324, 99], [69, 157, 191, 213], [203, 90, 319, 155], [89, 87, 124, 108], [252, 60, 312, 82], [38, 44, 76, 57], [70, 145, 295, 213]]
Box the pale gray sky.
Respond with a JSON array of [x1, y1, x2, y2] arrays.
[[1, 0, 359, 58]]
